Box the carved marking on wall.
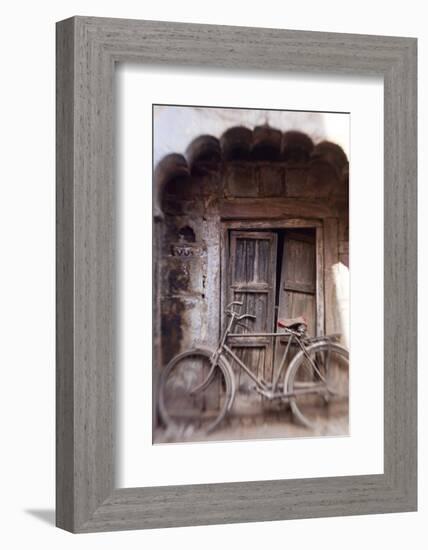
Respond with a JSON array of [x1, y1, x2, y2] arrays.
[[171, 243, 206, 258]]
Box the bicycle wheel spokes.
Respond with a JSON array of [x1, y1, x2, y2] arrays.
[[287, 343, 349, 430], [159, 350, 231, 439]]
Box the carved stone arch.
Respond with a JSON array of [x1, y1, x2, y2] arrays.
[[154, 126, 348, 216]]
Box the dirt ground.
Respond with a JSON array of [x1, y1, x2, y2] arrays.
[[153, 406, 349, 444]]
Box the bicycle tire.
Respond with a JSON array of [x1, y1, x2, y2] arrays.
[[284, 341, 349, 430], [158, 348, 234, 437]]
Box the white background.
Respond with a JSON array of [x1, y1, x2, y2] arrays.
[[0, 1, 425, 548], [118, 68, 383, 488]]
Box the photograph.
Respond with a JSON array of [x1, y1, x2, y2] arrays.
[[152, 104, 350, 444]]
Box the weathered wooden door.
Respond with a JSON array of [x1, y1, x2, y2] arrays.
[[227, 231, 277, 389], [273, 230, 317, 376]]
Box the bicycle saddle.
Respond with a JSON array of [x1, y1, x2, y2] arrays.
[[277, 316, 307, 329]]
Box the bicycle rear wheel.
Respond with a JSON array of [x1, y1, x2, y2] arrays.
[[158, 348, 233, 438], [284, 341, 349, 430]]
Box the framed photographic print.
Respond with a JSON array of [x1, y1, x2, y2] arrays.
[[56, 16, 417, 532], [151, 104, 351, 447]]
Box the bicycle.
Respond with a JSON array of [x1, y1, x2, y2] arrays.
[[158, 301, 349, 434]]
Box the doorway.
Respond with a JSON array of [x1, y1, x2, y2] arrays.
[[222, 223, 321, 387]]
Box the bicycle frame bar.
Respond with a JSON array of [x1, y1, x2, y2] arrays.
[[272, 334, 294, 390], [222, 344, 262, 387], [214, 310, 331, 393], [214, 312, 303, 392]]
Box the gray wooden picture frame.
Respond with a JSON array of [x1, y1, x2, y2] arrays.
[[56, 16, 417, 533]]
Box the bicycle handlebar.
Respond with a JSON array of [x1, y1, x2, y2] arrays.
[[226, 301, 243, 309], [237, 313, 256, 321], [225, 301, 256, 321]]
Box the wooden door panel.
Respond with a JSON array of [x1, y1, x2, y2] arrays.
[[256, 238, 272, 283], [284, 291, 316, 336], [231, 232, 276, 287], [232, 291, 270, 333], [234, 238, 256, 282], [283, 236, 316, 294], [274, 230, 317, 377], [229, 231, 277, 384]]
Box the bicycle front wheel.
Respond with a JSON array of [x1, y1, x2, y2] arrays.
[[158, 348, 234, 438], [284, 341, 349, 430]]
